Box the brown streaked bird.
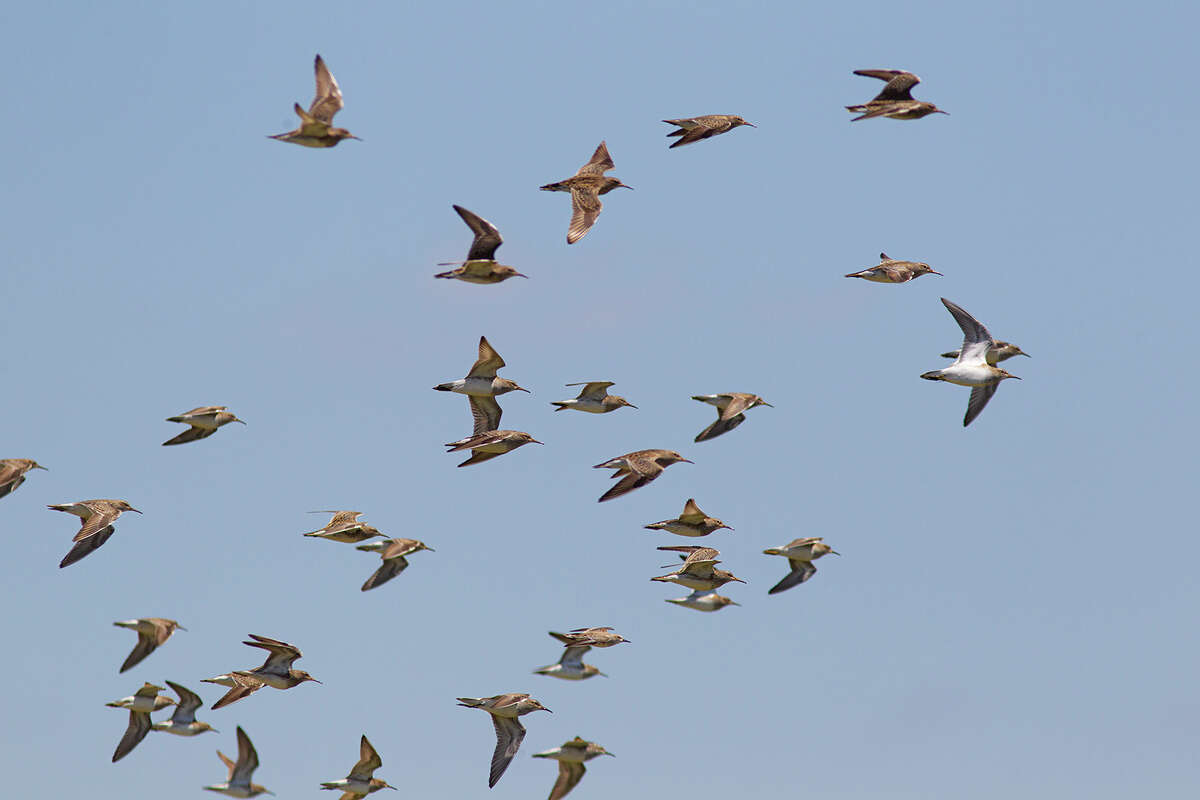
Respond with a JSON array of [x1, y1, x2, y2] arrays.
[[435, 205, 528, 284], [107, 682, 176, 713], [532, 737, 614, 800], [534, 632, 607, 681], [203, 726, 274, 797], [555, 627, 629, 648], [154, 681, 218, 737], [163, 406, 245, 446], [269, 54, 359, 147], [113, 617, 185, 673], [319, 734, 396, 798], [652, 545, 746, 592], [539, 141, 632, 244], [551, 382, 636, 414], [211, 634, 320, 710], [644, 498, 732, 537], [355, 537, 434, 591], [763, 537, 840, 595], [434, 336, 530, 397], [456, 693, 551, 788], [49, 498, 141, 542], [662, 115, 755, 148], [593, 449, 691, 502], [845, 252, 941, 283], [445, 428, 541, 467], [846, 69, 947, 121], [941, 340, 1030, 364], [920, 297, 1022, 427], [0, 458, 47, 500], [665, 590, 740, 612], [303, 511, 383, 544], [692, 393, 772, 442]]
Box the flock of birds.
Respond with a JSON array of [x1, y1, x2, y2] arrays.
[[3, 53, 1035, 799]]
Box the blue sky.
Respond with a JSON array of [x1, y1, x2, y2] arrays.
[[2, 1, 1197, 797]]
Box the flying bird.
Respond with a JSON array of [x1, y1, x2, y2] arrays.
[[593, 449, 692, 502], [554, 627, 629, 648], [532, 737, 614, 800], [0, 458, 46, 500], [49, 499, 141, 568], [662, 115, 755, 147], [434, 336, 529, 397], [162, 406, 245, 446], [203, 726, 273, 797], [551, 382, 636, 414], [941, 341, 1030, 364], [113, 617, 185, 673], [692, 393, 772, 442], [457, 693, 551, 788], [846, 69, 947, 121], [270, 54, 360, 147], [319, 734, 396, 798], [762, 537, 840, 594], [534, 632, 607, 680], [153, 681, 217, 737], [210, 634, 320, 710], [356, 538, 434, 591], [844, 253, 941, 283], [644, 498, 732, 537], [303, 511, 383, 544], [539, 141, 632, 244], [920, 298, 1022, 426], [435, 205, 527, 284]]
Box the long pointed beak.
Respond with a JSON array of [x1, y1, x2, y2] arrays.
[[309, 678, 323, 684], [937, 110, 950, 115], [35, 465, 49, 470], [514, 273, 529, 278], [529, 439, 544, 445], [680, 459, 694, 464], [1021, 352, 1032, 358], [130, 508, 143, 514], [722, 525, 735, 531], [761, 402, 775, 408], [929, 270, 943, 276], [744, 122, 757, 128], [234, 419, 247, 424], [177, 626, 189, 632], [830, 551, 841, 556]]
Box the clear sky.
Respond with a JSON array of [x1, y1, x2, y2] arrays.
[[2, 1, 1197, 797]]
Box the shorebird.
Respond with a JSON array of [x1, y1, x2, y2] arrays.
[[434, 336, 529, 397], [662, 115, 755, 147], [593, 449, 691, 502], [457, 693, 551, 788], [534, 632, 607, 680], [540, 141, 632, 244], [763, 537, 839, 594], [269, 54, 359, 147], [652, 546, 746, 592], [210, 634, 320, 710], [844, 253, 941, 283], [644, 498, 732, 537], [50, 499, 140, 567], [303, 511, 383, 544], [846, 69, 947, 121], [941, 341, 1030, 364], [435, 205, 527, 284], [445, 428, 541, 467], [203, 726, 273, 797], [107, 682, 176, 713], [921, 298, 1021, 427], [555, 627, 629, 648], [532, 737, 614, 800], [49, 498, 140, 542], [112, 707, 154, 762], [153, 681, 217, 737], [692, 393, 772, 442], [551, 382, 636, 414], [113, 617, 185, 672], [356, 537, 434, 591], [665, 590, 740, 612], [163, 406, 245, 446], [319, 735, 395, 797], [0, 458, 46, 500]]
